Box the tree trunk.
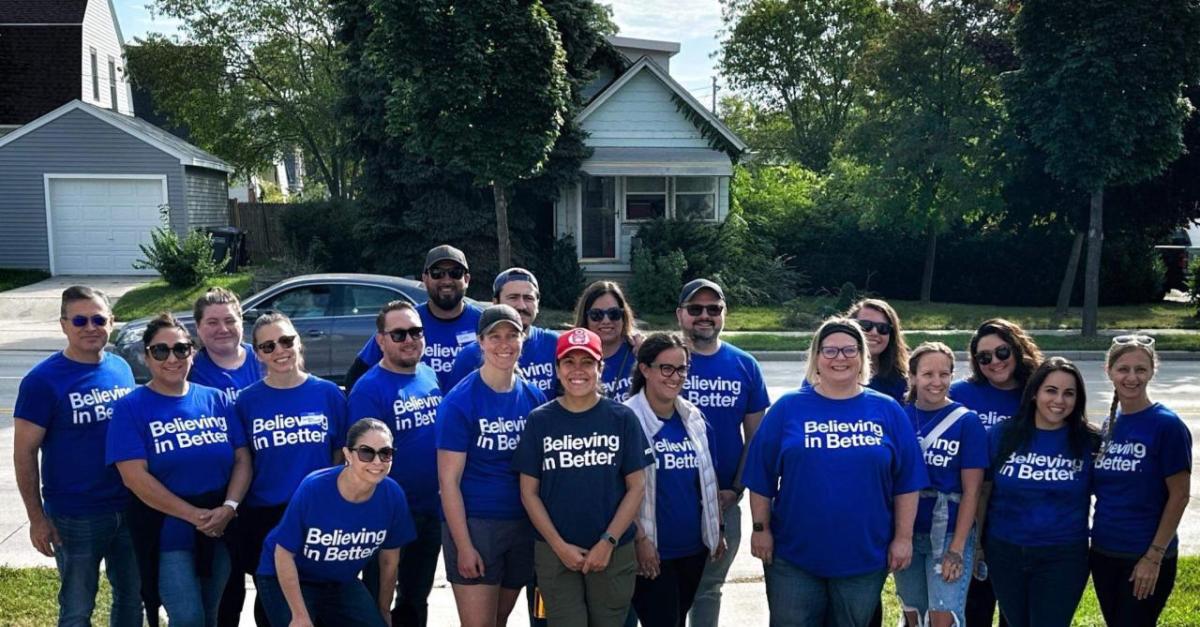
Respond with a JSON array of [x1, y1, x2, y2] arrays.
[[493, 182, 513, 269], [920, 222, 938, 304], [1082, 189, 1105, 337], [1051, 230, 1085, 327]]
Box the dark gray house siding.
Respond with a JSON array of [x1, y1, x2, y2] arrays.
[[185, 166, 230, 229]]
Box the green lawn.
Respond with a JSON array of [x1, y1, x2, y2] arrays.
[[111, 273, 254, 321], [723, 331, 1200, 353], [0, 268, 50, 293]]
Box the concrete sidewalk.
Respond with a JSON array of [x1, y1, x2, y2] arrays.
[[0, 276, 150, 351]]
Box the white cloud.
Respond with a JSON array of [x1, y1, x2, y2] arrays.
[[607, 0, 722, 90]]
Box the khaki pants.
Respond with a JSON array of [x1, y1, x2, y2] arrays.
[[534, 540, 637, 627]]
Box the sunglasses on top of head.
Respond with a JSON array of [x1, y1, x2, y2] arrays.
[[1112, 334, 1155, 347], [586, 307, 624, 322], [351, 445, 395, 463], [854, 319, 892, 336], [685, 304, 724, 317], [146, 342, 195, 362], [386, 327, 424, 342], [65, 314, 109, 328], [427, 267, 466, 280], [256, 335, 297, 354], [975, 345, 1012, 365]]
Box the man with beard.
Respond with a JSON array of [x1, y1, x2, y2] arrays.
[[345, 245, 483, 391], [675, 279, 770, 627], [349, 300, 444, 627]]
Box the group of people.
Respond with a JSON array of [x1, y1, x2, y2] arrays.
[[12, 242, 1191, 627]]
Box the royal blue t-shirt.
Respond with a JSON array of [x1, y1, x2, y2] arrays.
[[651, 415, 707, 559], [683, 343, 771, 489], [986, 425, 1090, 547], [1092, 403, 1192, 555], [906, 403, 989, 533], [512, 399, 653, 548], [15, 352, 135, 516], [189, 345, 264, 400], [949, 379, 1020, 430], [869, 372, 907, 404], [742, 388, 927, 577], [436, 371, 546, 519], [106, 384, 246, 550], [446, 325, 560, 397], [257, 466, 416, 583], [236, 376, 347, 507], [349, 364, 443, 515], [357, 303, 484, 391], [601, 341, 636, 402]]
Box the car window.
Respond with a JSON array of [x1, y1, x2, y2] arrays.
[[331, 285, 410, 317], [261, 285, 333, 319]]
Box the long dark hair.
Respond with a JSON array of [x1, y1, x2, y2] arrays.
[[967, 318, 1043, 388], [572, 281, 637, 345], [630, 333, 689, 396], [847, 298, 909, 380], [992, 357, 1097, 469]]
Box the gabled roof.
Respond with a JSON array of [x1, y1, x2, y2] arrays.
[[577, 56, 748, 155], [0, 24, 81, 125], [0, 100, 234, 172], [0, 0, 88, 24]]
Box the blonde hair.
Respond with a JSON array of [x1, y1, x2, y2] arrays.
[[1098, 341, 1158, 461], [805, 317, 871, 387], [905, 341, 956, 404]]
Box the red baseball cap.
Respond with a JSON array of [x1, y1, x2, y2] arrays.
[[556, 328, 603, 361]]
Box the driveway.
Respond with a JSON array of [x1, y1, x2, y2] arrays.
[[0, 276, 151, 351]]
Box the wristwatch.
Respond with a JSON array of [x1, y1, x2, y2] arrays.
[[752, 522, 765, 533], [222, 499, 240, 512], [601, 532, 617, 546]]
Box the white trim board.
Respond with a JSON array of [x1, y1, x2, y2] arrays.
[[42, 173, 169, 276]]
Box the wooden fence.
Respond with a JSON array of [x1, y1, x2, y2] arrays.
[[228, 200, 288, 265]]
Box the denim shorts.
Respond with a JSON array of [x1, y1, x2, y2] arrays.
[[894, 530, 975, 624], [442, 518, 534, 589]]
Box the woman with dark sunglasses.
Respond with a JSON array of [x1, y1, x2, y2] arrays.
[[105, 313, 252, 627], [847, 299, 910, 404], [254, 418, 416, 627], [226, 312, 347, 626], [573, 281, 641, 402]]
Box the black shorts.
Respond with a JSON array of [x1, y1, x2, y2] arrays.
[[442, 518, 534, 589]]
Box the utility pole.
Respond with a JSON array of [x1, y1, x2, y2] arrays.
[[712, 76, 719, 112]]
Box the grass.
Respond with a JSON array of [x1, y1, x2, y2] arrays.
[[723, 332, 1200, 353], [0, 268, 50, 292], [111, 272, 254, 321]]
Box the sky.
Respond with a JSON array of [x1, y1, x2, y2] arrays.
[[112, 0, 724, 104]]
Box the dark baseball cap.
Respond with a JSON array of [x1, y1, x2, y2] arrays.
[[424, 245, 469, 272], [679, 278, 725, 306], [492, 267, 539, 296], [477, 304, 524, 336]]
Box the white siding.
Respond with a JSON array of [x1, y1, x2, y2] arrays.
[[81, 0, 132, 115], [582, 70, 711, 149]]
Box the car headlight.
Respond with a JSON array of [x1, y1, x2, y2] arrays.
[[115, 324, 146, 350]]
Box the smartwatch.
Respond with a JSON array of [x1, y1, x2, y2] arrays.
[[223, 499, 240, 512], [752, 522, 765, 533], [601, 532, 618, 546]]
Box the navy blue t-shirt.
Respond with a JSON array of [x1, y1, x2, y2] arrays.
[[356, 302, 483, 391], [683, 342, 771, 489], [15, 352, 135, 516], [446, 325, 560, 396], [1092, 403, 1192, 555], [106, 384, 246, 550], [257, 466, 416, 583], [512, 398, 653, 548], [742, 388, 927, 577], [236, 376, 347, 507], [189, 345, 264, 400], [348, 364, 443, 515], [651, 415, 707, 559], [906, 403, 989, 533], [436, 371, 546, 519], [986, 425, 1091, 547], [601, 341, 636, 402], [869, 372, 907, 404], [949, 379, 1021, 430]]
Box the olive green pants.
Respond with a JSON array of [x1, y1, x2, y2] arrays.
[[533, 540, 637, 627]]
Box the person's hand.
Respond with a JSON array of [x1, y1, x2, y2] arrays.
[[198, 505, 235, 537], [380, 607, 393, 627], [635, 537, 660, 579], [28, 515, 61, 557], [889, 537, 913, 572], [630, 332, 646, 353], [718, 490, 738, 512], [1130, 554, 1162, 600], [973, 547, 987, 580], [582, 540, 614, 574], [456, 544, 486, 580], [751, 528, 773, 565], [186, 507, 213, 529], [713, 534, 728, 562], [288, 616, 314, 627], [554, 541, 588, 572], [940, 549, 964, 583]]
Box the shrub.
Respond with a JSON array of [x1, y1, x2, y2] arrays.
[[278, 200, 365, 272], [133, 226, 228, 288], [527, 235, 586, 310], [628, 244, 687, 314], [1188, 256, 1200, 308]]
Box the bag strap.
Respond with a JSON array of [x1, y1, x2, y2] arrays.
[[920, 406, 970, 453]]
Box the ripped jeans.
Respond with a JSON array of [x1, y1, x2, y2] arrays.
[[894, 491, 975, 626]]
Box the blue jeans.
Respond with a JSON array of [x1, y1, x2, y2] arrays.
[[158, 544, 231, 627], [765, 557, 887, 627], [256, 575, 387, 627], [689, 501, 741, 627], [894, 531, 976, 625], [364, 513, 442, 627], [984, 536, 1088, 627], [50, 512, 142, 627]]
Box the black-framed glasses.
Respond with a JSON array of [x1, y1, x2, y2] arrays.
[[146, 342, 194, 362], [428, 267, 466, 280], [352, 445, 395, 463], [386, 326, 424, 342], [854, 319, 892, 336], [976, 345, 1012, 365], [652, 362, 689, 378], [256, 335, 297, 354], [684, 304, 724, 317], [819, 345, 860, 360], [586, 307, 624, 322], [1112, 334, 1155, 347], [65, 314, 109, 328]]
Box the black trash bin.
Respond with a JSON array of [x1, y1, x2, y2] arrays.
[[206, 226, 246, 273]]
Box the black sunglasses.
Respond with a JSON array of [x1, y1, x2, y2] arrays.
[[854, 319, 892, 336], [66, 314, 109, 328], [976, 345, 1012, 365], [428, 267, 466, 280], [146, 342, 194, 362], [256, 335, 297, 354], [586, 307, 624, 322], [652, 363, 689, 378], [684, 304, 724, 317], [386, 326, 424, 342], [351, 445, 395, 463]]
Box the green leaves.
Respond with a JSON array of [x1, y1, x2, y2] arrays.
[[133, 226, 229, 288]]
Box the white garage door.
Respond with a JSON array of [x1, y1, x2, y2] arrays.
[[48, 177, 166, 275]]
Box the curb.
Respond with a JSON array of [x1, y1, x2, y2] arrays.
[[749, 350, 1200, 362]]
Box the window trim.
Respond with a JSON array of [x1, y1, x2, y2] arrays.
[[107, 56, 118, 111], [577, 175, 621, 262], [89, 48, 99, 100], [621, 176, 669, 223], [673, 176, 719, 221]]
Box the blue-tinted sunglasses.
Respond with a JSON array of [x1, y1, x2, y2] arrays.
[[65, 315, 109, 328]]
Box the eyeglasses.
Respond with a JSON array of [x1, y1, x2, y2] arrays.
[[684, 304, 724, 317], [65, 315, 108, 328], [586, 307, 624, 322], [854, 319, 892, 336], [819, 345, 860, 359], [352, 445, 395, 463], [652, 363, 689, 378], [146, 342, 194, 361], [256, 335, 297, 354], [975, 345, 1012, 365], [428, 267, 466, 280], [1112, 334, 1155, 347], [385, 326, 424, 342]]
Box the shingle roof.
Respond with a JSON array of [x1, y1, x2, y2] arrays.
[[0, 24, 82, 125], [0, 0, 89, 24]]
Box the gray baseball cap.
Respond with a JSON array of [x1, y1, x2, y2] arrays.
[[424, 245, 469, 272], [679, 278, 725, 306]]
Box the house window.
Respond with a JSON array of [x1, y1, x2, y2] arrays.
[[674, 176, 718, 220], [625, 177, 667, 221], [90, 48, 99, 100], [107, 57, 118, 110], [580, 175, 617, 259]]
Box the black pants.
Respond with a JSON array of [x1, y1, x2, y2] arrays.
[[1090, 549, 1178, 627], [364, 513, 442, 627], [216, 503, 287, 627], [966, 572, 1008, 627], [632, 550, 708, 627], [985, 537, 1089, 627]]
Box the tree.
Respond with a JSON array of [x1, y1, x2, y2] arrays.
[[1006, 0, 1200, 335], [717, 0, 884, 170]]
